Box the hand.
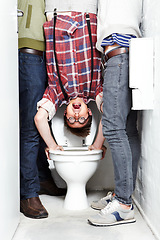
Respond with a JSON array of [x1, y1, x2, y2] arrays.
[[88, 144, 107, 160], [88, 145, 96, 151], [101, 145, 107, 159], [45, 145, 64, 160]]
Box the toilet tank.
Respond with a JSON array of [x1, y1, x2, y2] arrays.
[[51, 101, 101, 147]]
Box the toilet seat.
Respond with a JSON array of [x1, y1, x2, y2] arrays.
[[49, 146, 102, 161]]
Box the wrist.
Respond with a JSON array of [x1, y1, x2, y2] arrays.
[[47, 142, 57, 150], [92, 142, 103, 150]]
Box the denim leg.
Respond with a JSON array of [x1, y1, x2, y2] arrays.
[[19, 51, 47, 199], [102, 53, 134, 204], [126, 110, 141, 191], [37, 137, 52, 182]]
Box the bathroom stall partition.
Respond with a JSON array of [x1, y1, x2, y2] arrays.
[[0, 1, 19, 240]]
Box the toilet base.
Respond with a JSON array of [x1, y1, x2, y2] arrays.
[[64, 183, 88, 210]]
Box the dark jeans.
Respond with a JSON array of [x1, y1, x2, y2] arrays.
[[102, 53, 140, 205], [19, 51, 51, 200]]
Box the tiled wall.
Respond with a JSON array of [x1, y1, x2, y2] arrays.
[[134, 0, 160, 239]]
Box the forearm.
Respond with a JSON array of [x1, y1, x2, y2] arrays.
[[92, 119, 105, 149], [34, 108, 57, 149]]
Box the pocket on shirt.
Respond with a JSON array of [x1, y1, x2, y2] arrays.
[[57, 15, 80, 36], [25, 4, 32, 28]]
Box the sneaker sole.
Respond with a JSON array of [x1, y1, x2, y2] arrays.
[[88, 218, 136, 227], [91, 205, 104, 210]]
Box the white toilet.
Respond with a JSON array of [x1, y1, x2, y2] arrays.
[[49, 102, 102, 210]]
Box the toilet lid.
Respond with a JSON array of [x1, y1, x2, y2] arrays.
[[51, 101, 101, 147]]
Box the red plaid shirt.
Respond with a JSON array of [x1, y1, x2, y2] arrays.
[[38, 12, 103, 120]]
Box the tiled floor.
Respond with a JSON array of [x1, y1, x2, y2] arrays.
[[13, 191, 157, 240]]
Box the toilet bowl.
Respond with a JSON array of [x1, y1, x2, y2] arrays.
[[49, 147, 102, 210], [49, 102, 102, 210]]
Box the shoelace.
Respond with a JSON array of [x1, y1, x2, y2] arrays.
[[101, 200, 119, 215], [100, 191, 113, 201]]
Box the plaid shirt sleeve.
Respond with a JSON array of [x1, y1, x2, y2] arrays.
[[37, 97, 56, 121]]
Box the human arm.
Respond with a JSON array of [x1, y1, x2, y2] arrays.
[[34, 107, 63, 159], [88, 119, 106, 159]]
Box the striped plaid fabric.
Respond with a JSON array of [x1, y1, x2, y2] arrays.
[[101, 33, 136, 48], [42, 12, 102, 112]]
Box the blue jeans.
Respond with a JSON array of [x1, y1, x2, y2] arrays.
[[19, 51, 51, 200], [102, 53, 140, 205]]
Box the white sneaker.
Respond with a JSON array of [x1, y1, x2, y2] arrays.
[[90, 192, 113, 210], [88, 199, 136, 226]]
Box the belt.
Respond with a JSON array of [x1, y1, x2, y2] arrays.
[[20, 48, 43, 56], [104, 47, 129, 62]]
